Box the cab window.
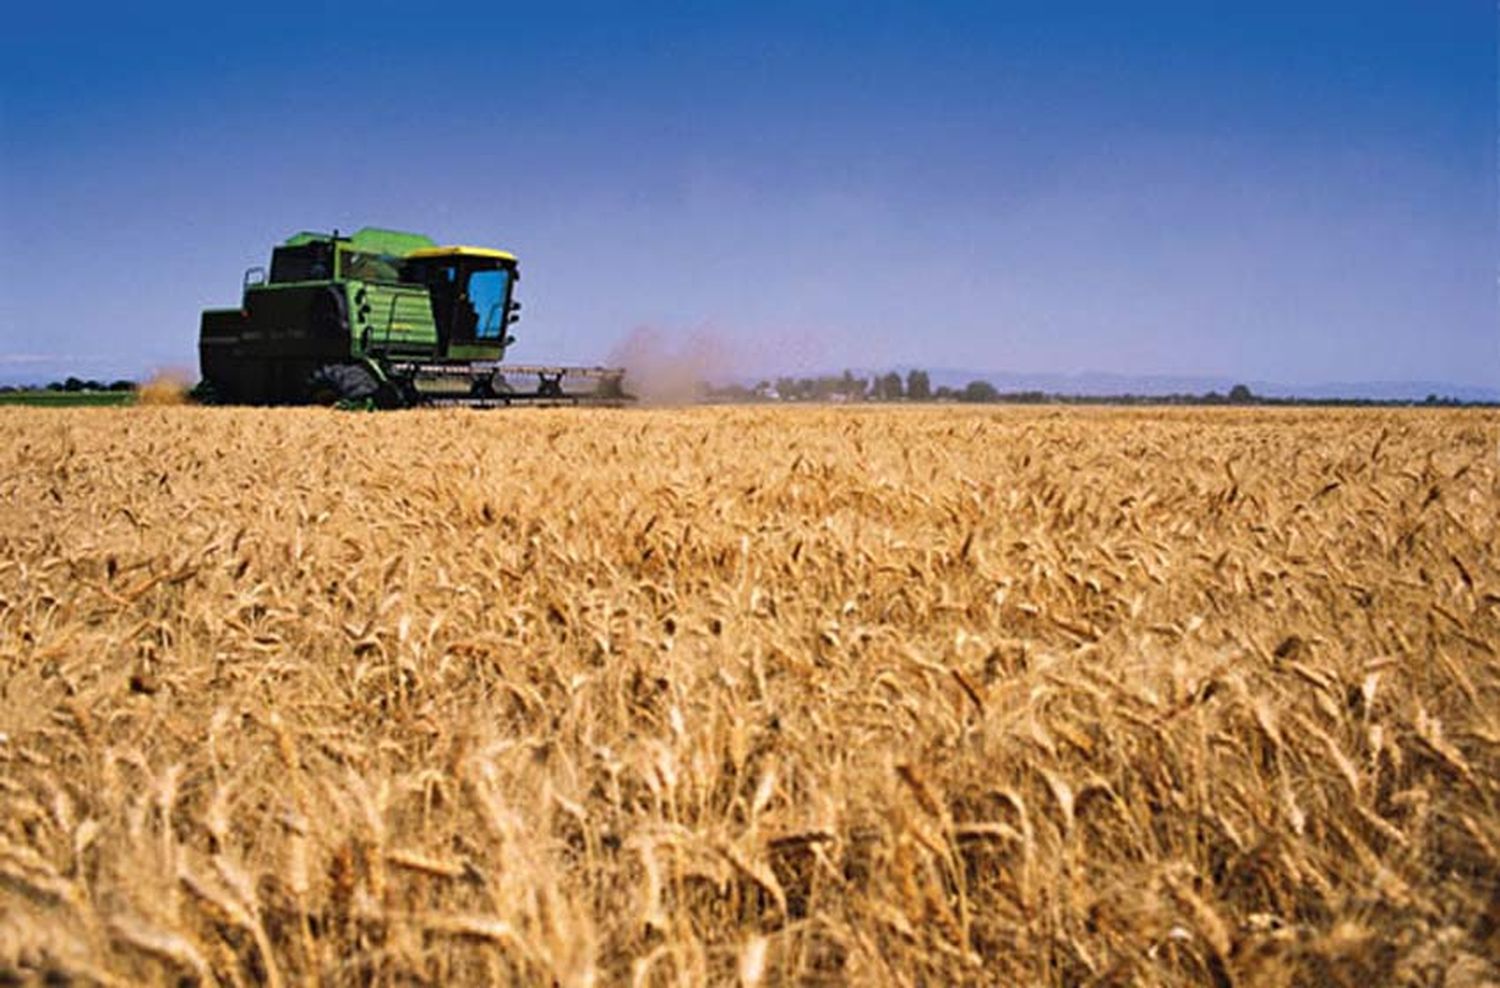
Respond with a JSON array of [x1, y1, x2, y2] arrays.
[[466, 268, 512, 340], [269, 243, 333, 283], [340, 250, 403, 283]]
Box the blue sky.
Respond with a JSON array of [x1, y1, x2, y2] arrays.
[[0, 1, 1494, 388]]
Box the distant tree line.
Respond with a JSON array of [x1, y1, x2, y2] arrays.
[[722, 369, 935, 402], [0, 379, 139, 392], [702, 374, 1489, 407]]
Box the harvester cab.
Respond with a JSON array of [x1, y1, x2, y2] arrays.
[[403, 247, 519, 359], [199, 227, 625, 407]]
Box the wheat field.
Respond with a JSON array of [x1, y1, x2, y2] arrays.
[[0, 405, 1495, 986]]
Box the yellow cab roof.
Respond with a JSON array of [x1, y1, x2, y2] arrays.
[[407, 245, 517, 262]]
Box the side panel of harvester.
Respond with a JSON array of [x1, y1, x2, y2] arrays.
[[351, 281, 438, 356], [199, 283, 357, 404]]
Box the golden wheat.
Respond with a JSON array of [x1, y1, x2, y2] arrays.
[[0, 404, 1495, 986]]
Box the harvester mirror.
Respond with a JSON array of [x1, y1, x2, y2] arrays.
[[243, 267, 266, 289]]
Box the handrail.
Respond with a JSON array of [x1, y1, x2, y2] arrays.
[[367, 288, 439, 356], [379, 293, 401, 353]]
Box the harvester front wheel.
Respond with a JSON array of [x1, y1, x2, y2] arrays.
[[306, 363, 382, 408]]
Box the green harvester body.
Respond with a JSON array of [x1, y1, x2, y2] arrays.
[[200, 227, 620, 406]]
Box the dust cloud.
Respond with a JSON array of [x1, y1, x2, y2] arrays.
[[137, 368, 192, 405], [607, 326, 733, 405]]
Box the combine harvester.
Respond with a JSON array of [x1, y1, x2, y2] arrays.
[[199, 227, 626, 407]]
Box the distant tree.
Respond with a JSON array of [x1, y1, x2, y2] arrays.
[[1228, 383, 1254, 404], [107, 379, 137, 392], [838, 370, 866, 400], [45, 381, 65, 392], [906, 369, 932, 401], [63, 377, 85, 392], [960, 380, 999, 403], [868, 372, 903, 401]]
